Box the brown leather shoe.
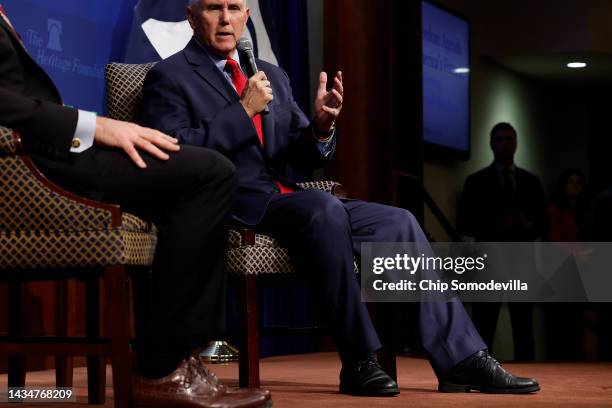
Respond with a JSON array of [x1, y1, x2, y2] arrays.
[[133, 355, 271, 408]]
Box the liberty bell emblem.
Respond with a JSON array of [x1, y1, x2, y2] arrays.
[[47, 19, 62, 52]]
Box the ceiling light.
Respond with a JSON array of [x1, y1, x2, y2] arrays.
[[567, 62, 587, 68], [453, 67, 470, 74]]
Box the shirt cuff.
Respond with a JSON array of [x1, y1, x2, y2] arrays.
[[70, 110, 96, 153], [315, 128, 336, 158]]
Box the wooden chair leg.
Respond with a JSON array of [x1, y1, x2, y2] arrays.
[[8, 282, 26, 387], [86, 277, 106, 404], [238, 275, 260, 388], [104, 266, 134, 408], [55, 279, 75, 388]]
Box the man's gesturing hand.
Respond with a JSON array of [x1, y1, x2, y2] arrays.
[[314, 71, 343, 133], [240, 71, 273, 118], [94, 116, 180, 169]]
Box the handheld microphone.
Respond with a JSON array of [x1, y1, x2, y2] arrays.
[[236, 37, 269, 114]]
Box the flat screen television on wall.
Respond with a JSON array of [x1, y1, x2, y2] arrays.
[[422, 0, 470, 160]]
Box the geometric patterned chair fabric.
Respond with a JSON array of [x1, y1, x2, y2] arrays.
[[105, 62, 352, 388], [0, 125, 156, 407], [0, 127, 157, 269]]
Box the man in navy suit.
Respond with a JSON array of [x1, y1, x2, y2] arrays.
[[140, 0, 540, 396]]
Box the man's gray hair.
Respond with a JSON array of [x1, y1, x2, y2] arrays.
[[188, 0, 247, 8]]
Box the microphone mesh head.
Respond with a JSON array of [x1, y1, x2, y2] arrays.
[[237, 37, 253, 52]]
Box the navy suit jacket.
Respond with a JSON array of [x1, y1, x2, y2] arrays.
[[0, 17, 77, 158], [457, 163, 548, 241], [140, 38, 335, 225]]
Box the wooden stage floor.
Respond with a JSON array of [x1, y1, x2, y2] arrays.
[[1, 352, 612, 407]]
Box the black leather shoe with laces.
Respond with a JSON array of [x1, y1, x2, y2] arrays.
[[339, 354, 399, 396], [438, 350, 540, 394]]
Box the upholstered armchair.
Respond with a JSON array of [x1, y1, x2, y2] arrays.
[[0, 125, 157, 406], [104, 63, 394, 389]]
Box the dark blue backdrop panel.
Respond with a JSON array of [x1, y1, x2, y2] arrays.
[[3, 0, 137, 114], [260, 0, 310, 117]]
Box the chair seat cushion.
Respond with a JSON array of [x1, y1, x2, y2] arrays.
[[227, 229, 358, 276], [228, 229, 295, 275], [0, 212, 156, 270]]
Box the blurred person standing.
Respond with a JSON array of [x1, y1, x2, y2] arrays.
[[546, 169, 589, 360], [458, 122, 548, 361], [548, 169, 588, 242]]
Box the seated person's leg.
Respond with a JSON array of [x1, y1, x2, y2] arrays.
[[90, 146, 237, 377], [345, 201, 539, 393], [257, 189, 398, 396], [36, 146, 271, 405]]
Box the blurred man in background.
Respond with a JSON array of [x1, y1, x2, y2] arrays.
[[458, 122, 548, 360]]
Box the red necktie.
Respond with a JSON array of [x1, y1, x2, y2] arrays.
[[225, 58, 292, 194], [225, 58, 263, 144]]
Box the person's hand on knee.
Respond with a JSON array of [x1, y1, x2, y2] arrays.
[[94, 116, 180, 168]]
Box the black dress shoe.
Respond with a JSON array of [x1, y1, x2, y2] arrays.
[[438, 350, 540, 394], [339, 355, 399, 396]]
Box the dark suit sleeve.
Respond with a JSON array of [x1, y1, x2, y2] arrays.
[[140, 66, 260, 156], [0, 26, 77, 157], [457, 175, 478, 238], [286, 126, 335, 171], [141, 62, 331, 172], [0, 86, 77, 157]]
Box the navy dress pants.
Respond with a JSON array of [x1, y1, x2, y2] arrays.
[[257, 189, 486, 376]]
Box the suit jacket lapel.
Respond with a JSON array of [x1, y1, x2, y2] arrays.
[[183, 38, 235, 103], [184, 39, 277, 159]]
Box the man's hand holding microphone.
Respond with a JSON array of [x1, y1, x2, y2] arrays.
[[240, 71, 273, 118]]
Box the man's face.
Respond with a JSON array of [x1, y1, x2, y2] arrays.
[[490, 129, 517, 163], [566, 173, 583, 196], [187, 0, 250, 58]]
